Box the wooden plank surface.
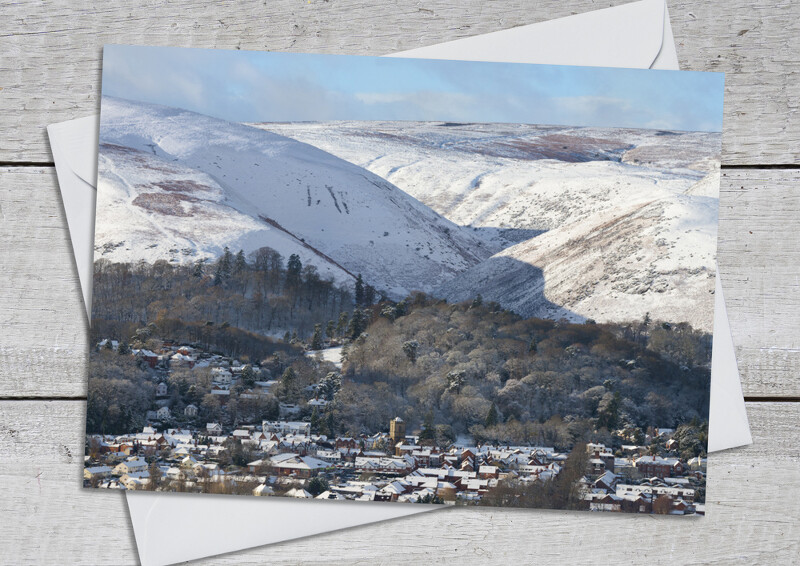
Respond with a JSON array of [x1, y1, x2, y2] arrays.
[[0, 400, 797, 564], [2, 166, 798, 398], [0, 0, 798, 165], [2, 1, 799, 564]]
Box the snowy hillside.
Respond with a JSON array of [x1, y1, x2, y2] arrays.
[[252, 121, 721, 330], [95, 99, 721, 331], [95, 98, 492, 297], [435, 194, 718, 329]]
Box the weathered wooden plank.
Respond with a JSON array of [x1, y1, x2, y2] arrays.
[[2, 166, 799, 397], [0, 167, 88, 398], [0, 400, 797, 564], [0, 0, 798, 165], [718, 169, 800, 396]]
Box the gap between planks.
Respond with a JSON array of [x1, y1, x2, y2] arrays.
[[1, 162, 799, 169]]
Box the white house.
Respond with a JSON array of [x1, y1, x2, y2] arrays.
[[252, 484, 274, 496], [211, 367, 233, 384], [262, 421, 311, 436], [166, 467, 185, 481], [113, 458, 148, 476], [284, 487, 312, 498], [156, 406, 171, 420], [184, 404, 198, 417], [170, 352, 195, 367], [155, 382, 168, 397], [84, 466, 112, 480]]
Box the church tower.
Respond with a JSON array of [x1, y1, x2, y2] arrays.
[[389, 416, 405, 446]]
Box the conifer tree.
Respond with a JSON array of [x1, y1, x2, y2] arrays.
[[234, 249, 247, 274], [485, 403, 499, 428], [220, 247, 233, 280], [286, 254, 302, 292], [193, 258, 205, 278], [278, 367, 298, 402], [336, 312, 349, 338], [348, 309, 368, 339], [241, 365, 256, 388], [419, 411, 435, 442], [310, 407, 320, 434], [311, 324, 323, 350], [354, 274, 365, 305], [364, 284, 376, 307]]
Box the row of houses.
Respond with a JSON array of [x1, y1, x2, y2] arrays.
[[85, 416, 704, 515]]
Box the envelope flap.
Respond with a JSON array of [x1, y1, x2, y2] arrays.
[[391, 0, 667, 70], [49, 115, 99, 186]]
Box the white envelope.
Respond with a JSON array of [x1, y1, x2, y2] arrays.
[[47, 1, 750, 564]]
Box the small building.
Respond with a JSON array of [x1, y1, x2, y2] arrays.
[[156, 406, 171, 420], [170, 352, 195, 368], [271, 454, 329, 478], [635, 455, 683, 479], [84, 466, 113, 481], [211, 367, 233, 384], [113, 458, 148, 476], [284, 487, 312, 498], [253, 484, 274, 496], [262, 421, 311, 436], [478, 465, 500, 479], [155, 382, 168, 397], [138, 349, 160, 368], [184, 404, 198, 417]]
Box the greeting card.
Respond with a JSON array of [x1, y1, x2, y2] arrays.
[[85, 45, 722, 515]]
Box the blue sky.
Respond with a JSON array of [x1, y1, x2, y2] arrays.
[[102, 45, 724, 132]]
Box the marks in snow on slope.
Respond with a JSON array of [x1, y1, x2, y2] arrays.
[[469, 172, 488, 190], [257, 214, 356, 279], [325, 184, 343, 213]]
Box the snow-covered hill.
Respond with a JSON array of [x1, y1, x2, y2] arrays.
[[96, 100, 720, 331], [251, 121, 721, 330], [95, 98, 492, 297], [435, 194, 718, 329]]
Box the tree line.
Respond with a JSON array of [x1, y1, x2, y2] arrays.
[[92, 246, 373, 341]]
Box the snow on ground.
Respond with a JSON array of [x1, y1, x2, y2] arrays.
[[97, 98, 492, 298], [253, 121, 722, 331], [95, 102, 721, 332], [251, 121, 719, 232], [305, 346, 344, 369]]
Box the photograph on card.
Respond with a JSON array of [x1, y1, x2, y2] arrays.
[[85, 46, 722, 515]]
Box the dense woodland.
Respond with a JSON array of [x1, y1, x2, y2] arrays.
[[92, 246, 366, 342], [89, 250, 711, 459], [337, 294, 710, 453]]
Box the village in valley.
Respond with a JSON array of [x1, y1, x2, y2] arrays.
[[85, 339, 706, 515]]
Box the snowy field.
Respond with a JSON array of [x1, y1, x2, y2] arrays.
[[95, 98, 721, 331]]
